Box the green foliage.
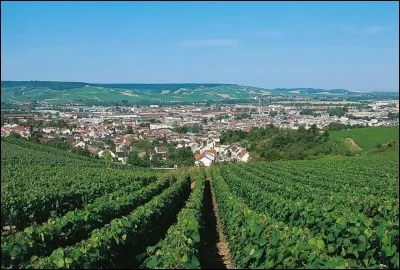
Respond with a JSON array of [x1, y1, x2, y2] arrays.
[[1, 138, 160, 229], [168, 147, 194, 167], [70, 146, 91, 157], [1, 177, 165, 268], [126, 125, 134, 134], [299, 108, 316, 116], [387, 112, 399, 120], [25, 177, 191, 269], [150, 152, 163, 167], [211, 149, 399, 268], [347, 114, 372, 121], [173, 124, 201, 134], [102, 149, 113, 162], [269, 111, 278, 117], [43, 138, 71, 151], [222, 124, 335, 161], [325, 122, 359, 131], [330, 126, 399, 150], [328, 107, 348, 117], [235, 113, 251, 120], [128, 150, 150, 167], [131, 140, 153, 151], [8, 131, 22, 139], [104, 137, 115, 150], [42, 119, 69, 128], [144, 171, 206, 269]]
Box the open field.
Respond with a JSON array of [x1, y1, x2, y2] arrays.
[[330, 126, 399, 150]]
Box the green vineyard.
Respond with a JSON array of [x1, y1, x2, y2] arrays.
[[1, 138, 399, 269], [211, 149, 399, 269]]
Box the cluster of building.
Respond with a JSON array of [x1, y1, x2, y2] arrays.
[[1, 99, 398, 166]]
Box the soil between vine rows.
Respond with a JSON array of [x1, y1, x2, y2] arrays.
[[198, 179, 232, 269]]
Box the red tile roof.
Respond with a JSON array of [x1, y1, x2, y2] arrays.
[[194, 154, 205, 161], [204, 149, 217, 155]]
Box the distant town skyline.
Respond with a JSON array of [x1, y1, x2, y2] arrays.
[[1, 1, 399, 92]]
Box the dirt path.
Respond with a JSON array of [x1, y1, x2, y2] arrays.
[[344, 137, 362, 150], [198, 179, 234, 269]]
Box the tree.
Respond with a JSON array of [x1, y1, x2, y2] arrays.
[[168, 147, 194, 167], [309, 124, 318, 136], [128, 151, 143, 166], [9, 132, 22, 139], [105, 137, 116, 150], [387, 112, 399, 120], [126, 126, 134, 134], [131, 140, 152, 152], [71, 146, 91, 157], [269, 111, 278, 117], [150, 153, 163, 167], [103, 150, 113, 163]]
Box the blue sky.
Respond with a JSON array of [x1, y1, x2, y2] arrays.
[[1, 1, 398, 92]]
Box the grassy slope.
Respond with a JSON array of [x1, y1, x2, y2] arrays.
[[0, 85, 267, 104], [330, 126, 399, 150], [3, 82, 398, 104]]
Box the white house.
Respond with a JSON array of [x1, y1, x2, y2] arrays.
[[155, 146, 168, 154], [60, 128, 72, 135], [42, 127, 57, 134], [196, 156, 212, 167], [189, 142, 200, 153], [237, 150, 250, 162], [98, 149, 116, 159], [150, 124, 173, 130], [73, 141, 86, 148]]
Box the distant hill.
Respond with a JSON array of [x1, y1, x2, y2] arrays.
[[0, 81, 232, 92], [1, 80, 398, 104]]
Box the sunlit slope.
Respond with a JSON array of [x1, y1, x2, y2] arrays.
[[330, 126, 399, 150]]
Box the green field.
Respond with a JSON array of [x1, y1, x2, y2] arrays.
[[1, 138, 399, 269], [330, 126, 399, 150]]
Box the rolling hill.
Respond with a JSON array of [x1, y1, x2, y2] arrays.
[[1, 81, 398, 105]]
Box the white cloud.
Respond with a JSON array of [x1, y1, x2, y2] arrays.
[[178, 39, 240, 47]]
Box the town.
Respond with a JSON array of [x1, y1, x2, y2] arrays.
[[1, 99, 399, 167]]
